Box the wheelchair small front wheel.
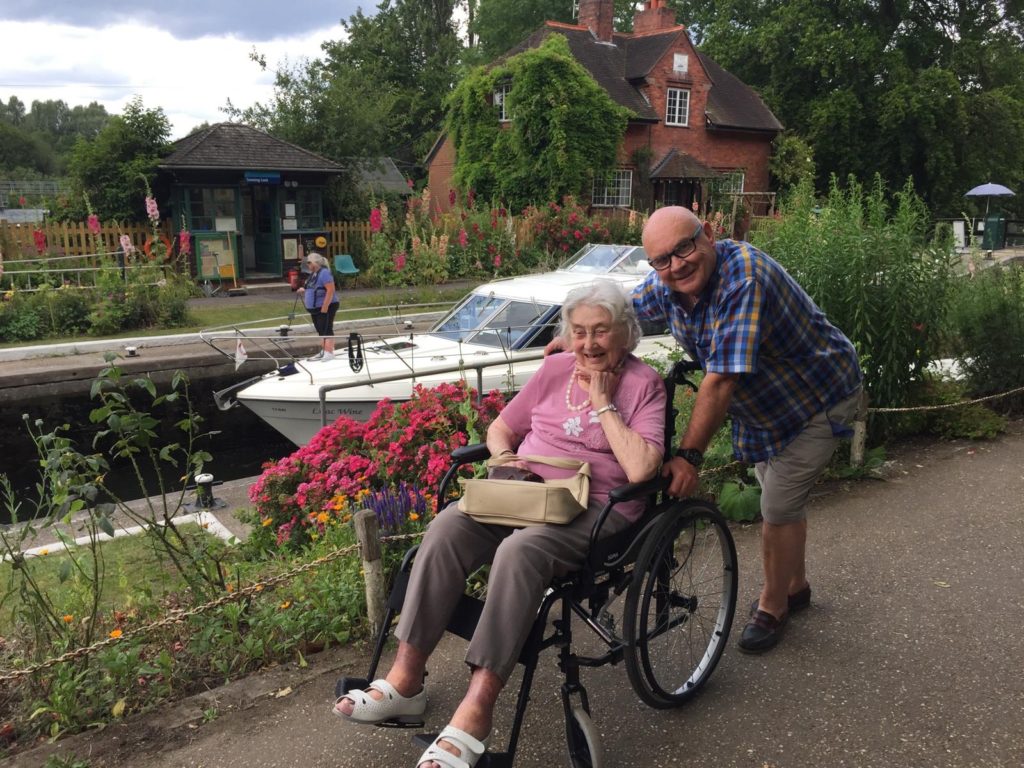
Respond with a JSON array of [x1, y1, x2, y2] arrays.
[[623, 500, 738, 708], [565, 706, 603, 768]]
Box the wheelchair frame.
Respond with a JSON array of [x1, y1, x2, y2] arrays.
[[336, 360, 739, 767]]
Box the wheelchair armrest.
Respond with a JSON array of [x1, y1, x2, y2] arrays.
[[608, 475, 668, 503], [451, 443, 491, 464]]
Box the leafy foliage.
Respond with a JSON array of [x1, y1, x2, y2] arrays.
[[447, 34, 630, 211], [751, 175, 957, 415]]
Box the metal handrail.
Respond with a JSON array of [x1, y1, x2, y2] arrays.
[[316, 349, 549, 428]]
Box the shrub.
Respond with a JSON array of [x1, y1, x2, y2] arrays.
[[949, 263, 1024, 411], [246, 381, 508, 552]]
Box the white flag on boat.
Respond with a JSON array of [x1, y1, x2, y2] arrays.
[[234, 338, 248, 371]]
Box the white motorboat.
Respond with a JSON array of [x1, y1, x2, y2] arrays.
[[208, 244, 679, 445]]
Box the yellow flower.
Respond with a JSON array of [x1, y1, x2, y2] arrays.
[[317, 512, 329, 524], [342, 513, 352, 524], [261, 518, 273, 527], [38, 548, 49, 556], [409, 513, 420, 522], [62, 614, 74, 624], [254, 584, 264, 592], [279, 600, 291, 610], [109, 628, 123, 639]]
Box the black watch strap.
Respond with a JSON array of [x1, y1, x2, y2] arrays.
[[674, 447, 704, 468]]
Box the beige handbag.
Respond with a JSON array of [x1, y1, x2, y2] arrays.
[[458, 454, 591, 527]]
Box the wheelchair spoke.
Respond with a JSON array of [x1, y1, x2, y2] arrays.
[[623, 502, 738, 708]]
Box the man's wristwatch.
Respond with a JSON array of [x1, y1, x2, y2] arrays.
[[674, 447, 704, 468]]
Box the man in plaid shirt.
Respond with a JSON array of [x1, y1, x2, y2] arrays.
[[636, 206, 862, 653]]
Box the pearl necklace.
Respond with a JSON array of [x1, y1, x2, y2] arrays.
[[564, 373, 591, 413]]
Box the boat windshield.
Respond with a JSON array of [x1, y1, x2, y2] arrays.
[[559, 243, 649, 275], [432, 293, 557, 349]]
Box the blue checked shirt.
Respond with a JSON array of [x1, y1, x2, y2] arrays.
[[633, 239, 862, 462]]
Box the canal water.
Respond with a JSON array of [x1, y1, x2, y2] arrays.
[[0, 372, 297, 523]]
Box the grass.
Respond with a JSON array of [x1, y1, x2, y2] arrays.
[[0, 524, 225, 635]]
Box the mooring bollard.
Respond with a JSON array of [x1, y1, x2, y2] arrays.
[[354, 509, 386, 635], [850, 390, 870, 468]]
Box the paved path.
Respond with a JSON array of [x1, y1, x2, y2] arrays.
[[10, 420, 1024, 768]]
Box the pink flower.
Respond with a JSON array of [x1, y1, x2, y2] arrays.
[[178, 230, 191, 256], [18, 196, 26, 207], [87, 214, 101, 235], [458, 229, 468, 247], [369, 208, 383, 233], [394, 251, 407, 271], [493, 253, 502, 268], [120, 234, 135, 254], [407, 178, 414, 188], [145, 196, 160, 223]]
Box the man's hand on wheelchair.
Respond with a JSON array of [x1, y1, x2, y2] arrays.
[[662, 456, 700, 499], [544, 337, 568, 356]]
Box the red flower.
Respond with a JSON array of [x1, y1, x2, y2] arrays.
[[32, 229, 46, 254], [458, 229, 468, 247], [369, 208, 383, 233], [449, 188, 457, 207], [573, 229, 582, 240], [407, 178, 414, 188], [394, 251, 407, 271], [18, 196, 26, 207], [493, 253, 502, 268]]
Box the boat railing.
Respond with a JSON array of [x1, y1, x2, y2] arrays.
[[197, 302, 449, 366], [315, 349, 550, 429]]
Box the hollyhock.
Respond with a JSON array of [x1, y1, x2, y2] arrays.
[[145, 196, 160, 224], [179, 230, 191, 256], [449, 188, 457, 207], [32, 229, 46, 254], [394, 251, 407, 271], [369, 208, 383, 233], [120, 234, 135, 254], [87, 214, 101, 235], [458, 229, 468, 247]]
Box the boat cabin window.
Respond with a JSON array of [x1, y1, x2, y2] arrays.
[[433, 293, 506, 340], [467, 300, 557, 349], [561, 244, 649, 275]]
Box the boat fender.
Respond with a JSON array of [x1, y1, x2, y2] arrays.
[[348, 332, 364, 372]]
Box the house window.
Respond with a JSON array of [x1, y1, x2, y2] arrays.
[[666, 87, 690, 126], [719, 170, 745, 195], [494, 82, 512, 122], [592, 170, 633, 208], [187, 188, 236, 232], [673, 53, 689, 75], [280, 188, 323, 230]]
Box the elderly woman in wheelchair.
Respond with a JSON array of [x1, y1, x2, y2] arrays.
[[334, 280, 666, 767]]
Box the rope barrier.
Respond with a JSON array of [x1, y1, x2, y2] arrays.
[[866, 384, 1024, 414]]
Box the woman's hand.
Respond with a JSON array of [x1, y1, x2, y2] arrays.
[[575, 366, 620, 410]]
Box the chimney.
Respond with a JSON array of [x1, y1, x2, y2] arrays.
[[578, 0, 614, 42], [634, 0, 678, 34]]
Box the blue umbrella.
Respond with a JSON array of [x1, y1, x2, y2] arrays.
[[965, 182, 1015, 213]]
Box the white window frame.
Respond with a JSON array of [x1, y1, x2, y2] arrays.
[[494, 82, 512, 122], [673, 53, 689, 75], [592, 169, 633, 208], [666, 87, 690, 127], [719, 170, 745, 195]]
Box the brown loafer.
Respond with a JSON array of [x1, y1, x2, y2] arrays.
[[738, 609, 788, 653], [749, 583, 812, 617]]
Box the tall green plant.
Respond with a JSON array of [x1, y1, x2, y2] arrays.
[[751, 175, 957, 411], [949, 264, 1024, 410]]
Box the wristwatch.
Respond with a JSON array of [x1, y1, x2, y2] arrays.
[[674, 447, 704, 468]]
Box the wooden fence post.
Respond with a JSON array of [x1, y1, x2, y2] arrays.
[[850, 390, 869, 468], [353, 509, 386, 635]]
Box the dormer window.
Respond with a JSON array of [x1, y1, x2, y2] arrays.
[[494, 82, 512, 122], [673, 53, 689, 75], [666, 87, 690, 127]]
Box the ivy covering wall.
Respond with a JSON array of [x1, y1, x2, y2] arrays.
[[446, 35, 631, 210]]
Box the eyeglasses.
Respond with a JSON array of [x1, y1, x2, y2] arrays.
[[648, 228, 702, 271]]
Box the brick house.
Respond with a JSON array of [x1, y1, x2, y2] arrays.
[[426, 0, 782, 217]]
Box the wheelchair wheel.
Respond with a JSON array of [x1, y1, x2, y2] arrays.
[[565, 706, 603, 768], [623, 500, 737, 708]]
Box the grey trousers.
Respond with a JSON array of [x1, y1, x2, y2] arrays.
[[395, 499, 632, 684]]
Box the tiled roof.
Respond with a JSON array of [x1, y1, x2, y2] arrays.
[[347, 157, 413, 195], [650, 148, 719, 179], [160, 123, 344, 172], [505, 23, 781, 134], [698, 53, 784, 133]]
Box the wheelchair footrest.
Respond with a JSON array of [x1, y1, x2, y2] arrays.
[[412, 734, 512, 768]]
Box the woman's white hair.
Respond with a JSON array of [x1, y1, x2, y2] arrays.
[[307, 252, 329, 269], [557, 280, 642, 352]]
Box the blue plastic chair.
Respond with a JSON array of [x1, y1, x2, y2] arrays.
[[334, 254, 360, 275]]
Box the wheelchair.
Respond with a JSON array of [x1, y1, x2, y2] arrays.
[[336, 360, 739, 767]]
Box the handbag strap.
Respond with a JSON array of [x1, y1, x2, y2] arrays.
[[488, 453, 591, 477]]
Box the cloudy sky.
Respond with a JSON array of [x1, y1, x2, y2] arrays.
[[0, 0, 369, 138]]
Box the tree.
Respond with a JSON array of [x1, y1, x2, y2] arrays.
[[0, 121, 57, 176], [61, 97, 171, 221], [447, 34, 630, 209], [669, 0, 1024, 215]]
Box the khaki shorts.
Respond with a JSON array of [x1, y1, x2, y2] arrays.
[[754, 388, 863, 524]]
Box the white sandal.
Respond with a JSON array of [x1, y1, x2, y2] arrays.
[[332, 679, 426, 725], [415, 725, 488, 768]]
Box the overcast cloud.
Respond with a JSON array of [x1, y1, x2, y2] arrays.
[[0, 1, 368, 138]]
